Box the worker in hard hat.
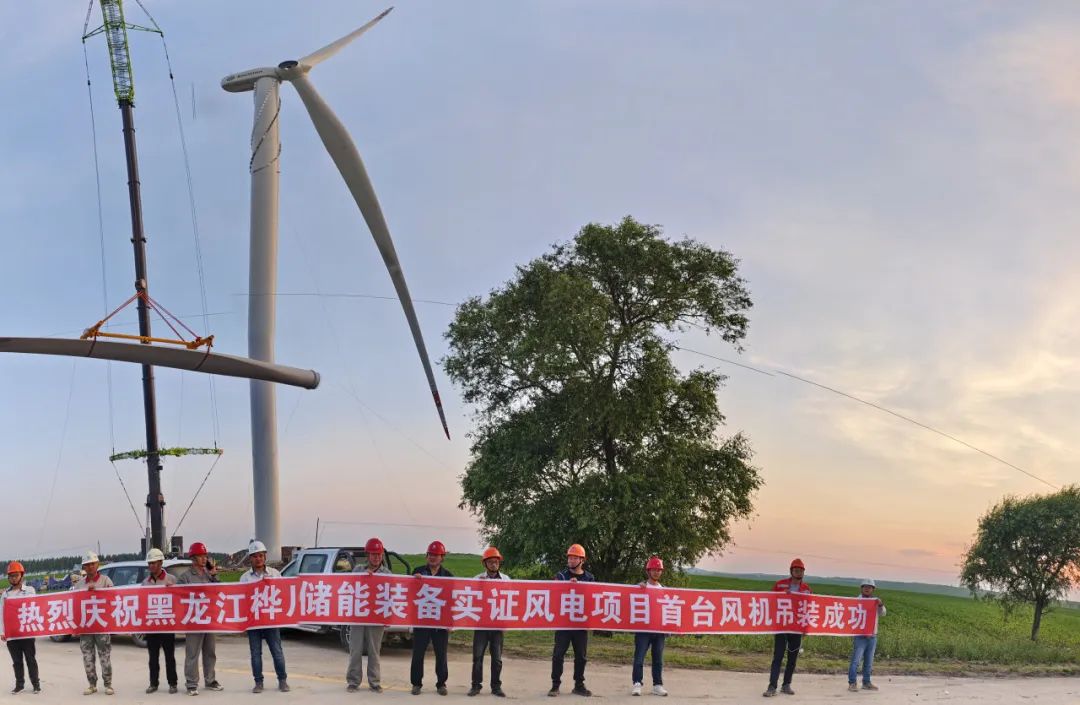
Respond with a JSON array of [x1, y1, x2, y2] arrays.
[[177, 541, 224, 695], [2, 561, 41, 694], [410, 540, 454, 696], [142, 548, 179, 694], [468, 547, 510, 698], [240, 540, 289, 694], [847, 579, 887, 693], [763, 558, 812, 698], [73, 551, 115, 696], [631, 556, 668, 697], [550, 544, 595, 697], [346, 537, 391, 693]]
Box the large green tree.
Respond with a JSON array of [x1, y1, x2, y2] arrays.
[[960, 485, 1080, 640], [444, 217, 761, 582]]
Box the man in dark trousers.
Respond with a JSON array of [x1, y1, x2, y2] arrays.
[[142, 549, 178, 694], [764, 558, 812, 697], [469, 547, 509, 698], [549, 544, 594, 697], [2, 561, 40, 694], [411, 541, 453, 696]]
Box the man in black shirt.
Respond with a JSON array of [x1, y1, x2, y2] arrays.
[[549, 544, 594, 697], [411, 541, 453, 695]]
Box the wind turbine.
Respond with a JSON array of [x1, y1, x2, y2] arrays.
[[222, 7, 449, 560]]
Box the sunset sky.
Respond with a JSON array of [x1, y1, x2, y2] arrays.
[[2, 2, 1077, 585]]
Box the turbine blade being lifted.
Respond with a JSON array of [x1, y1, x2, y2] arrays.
[[0, 337, 320, 389], [299, 7, 394, 70], [287, 72, 451, 439]]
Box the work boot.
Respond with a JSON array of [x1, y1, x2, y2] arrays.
[[848, 683, 859, 692], [411, 685, 422, 696], [652, 685, 668, 697], [571, 685, 592, 697], [468, 686, 482, 697], [169, 685, 178, 694], [492, 688, 506, 697], [781, 684, 795, 695], [370, 684, 383, 693], [347, 684, 360, 693], [252, 683, 264, 694], [278, 681, 290, 693], [548, 686, 560, 697], [862, 683, 878, 691], [762, 687, 777, 698], [84, 685, 97, 696], [437, 685, 448, 696], [147, 685, 159, 694]]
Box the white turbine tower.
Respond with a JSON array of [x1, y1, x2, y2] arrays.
[[222, 8, 449, 561]]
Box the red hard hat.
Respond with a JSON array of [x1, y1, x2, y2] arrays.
[[188, 542, 209, 557], [645, 556, 664, 571], [6, 561, 25, 575], [790, 558, 805, 570], [427, 540, 447, 556], [365, 537, 385, 555], [482, 546, 503, 562]]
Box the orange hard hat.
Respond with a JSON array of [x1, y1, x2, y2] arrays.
[[482, 547, 503, 562], [567, 544, 586, 559], [645, 556, 664, 572], [790, 558, 805, 570], [6, 561, 25, 575]]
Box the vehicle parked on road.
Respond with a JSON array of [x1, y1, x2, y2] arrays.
[[280, 546, 412, 650]]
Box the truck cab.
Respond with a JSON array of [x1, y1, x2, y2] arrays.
[[280, 547, 412, 650]]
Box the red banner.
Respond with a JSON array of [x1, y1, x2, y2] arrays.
[[3, 575, 877, 639]]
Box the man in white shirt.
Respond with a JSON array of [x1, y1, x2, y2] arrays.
[[469, 547, 509, 698], [847, 579, 887, 692], [2, 561, 40, 694], [239, 540, 289, 694]]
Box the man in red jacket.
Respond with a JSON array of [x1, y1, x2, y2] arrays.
[[764, 559, 811, 698]]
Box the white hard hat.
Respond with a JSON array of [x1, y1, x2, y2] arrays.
[[247, 539, 268, 558], [81, 551, 100, 566], [146, 548, 166, 563], [860, 578, 876, 588]]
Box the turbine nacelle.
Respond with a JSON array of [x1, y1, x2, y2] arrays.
[[221, 67, 282, 93]]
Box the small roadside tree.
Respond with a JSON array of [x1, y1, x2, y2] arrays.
[[444, 216, 762, 582], [960, 485, 1080, 640]]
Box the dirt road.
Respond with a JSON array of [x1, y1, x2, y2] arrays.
[[7, 634, 1076, 703]]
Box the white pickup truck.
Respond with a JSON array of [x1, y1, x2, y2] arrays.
[[279, 546, 413, 650]]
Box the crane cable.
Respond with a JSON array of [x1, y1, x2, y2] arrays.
[[83, 1, 142, 533], [135, 0, 221, 447]]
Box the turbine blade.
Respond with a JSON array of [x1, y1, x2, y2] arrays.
[[299, 7, 394, 70], [289, 72, 451, 440]]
